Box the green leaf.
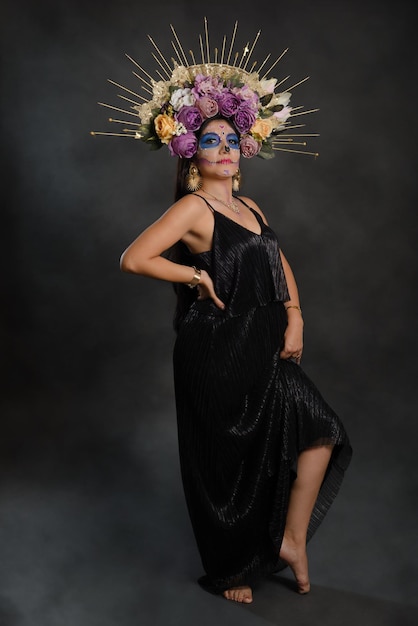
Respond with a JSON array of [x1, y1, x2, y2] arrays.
[[260, 93, 273, 106], [227, 75, 244, 88], [138, 124, 154, 140], [269, 104, 284, 113], [257, 143, 275, 160]]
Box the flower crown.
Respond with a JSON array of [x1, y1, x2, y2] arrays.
[[92, 20, 319, 158]]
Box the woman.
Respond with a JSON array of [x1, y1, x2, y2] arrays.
[[120, 115, 352, 603]]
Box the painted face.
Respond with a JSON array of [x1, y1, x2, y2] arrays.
[[198, 131, 240, 151], [196, 121, 240, 175]]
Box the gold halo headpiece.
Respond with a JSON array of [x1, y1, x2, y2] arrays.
[[92, 19, 319, 158]]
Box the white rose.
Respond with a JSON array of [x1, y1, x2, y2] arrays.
[[170, 88, 196, 111], [259, 78, 277, 95], [274, 91, 292, 107]]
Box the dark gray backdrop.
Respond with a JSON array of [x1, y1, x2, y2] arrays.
[[1, 1, 417, 625]]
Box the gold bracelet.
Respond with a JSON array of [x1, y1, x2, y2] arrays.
[[186, 266, 201, 288], [285, 305, 302, 314]]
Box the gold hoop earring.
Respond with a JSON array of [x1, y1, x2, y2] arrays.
[[232, 169, 241, 192], [186, 163, 202, 192]]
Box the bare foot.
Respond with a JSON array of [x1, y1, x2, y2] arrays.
[[279, 538, 310, 594], [223, 586, 253, 603]]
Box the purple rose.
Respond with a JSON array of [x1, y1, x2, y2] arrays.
[[195, 96, 219, 119], [240, 134, 261, 159], [175, 106, 203, 131], [218, 91, 240, 117], [168, 132, 198, 158], [233, 104, 257, 134]]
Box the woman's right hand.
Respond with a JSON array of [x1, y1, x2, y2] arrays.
[[196, 269, 225, 310]]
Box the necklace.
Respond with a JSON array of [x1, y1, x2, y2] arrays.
[[201, 188, 241, 215]]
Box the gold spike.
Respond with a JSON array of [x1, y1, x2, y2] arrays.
[[107, 79, 143, 100], [204, 16, 210, 63], [261, 48, 288, 80], [214, 47, 218, 64], [148, 35, 173, 73], [90, 131, 133, 137], [282, 124, 306, 130], [108, 118, 140, 126], [286, 76, 310, 91], [289, 105, 304, 111], [170, 24, 189, 66], [131, 73, 153, 95], [249, 61, 257, 73], [117, 94, 145, 106], [275, 75, 290, 89], [233, 51, 239, 67], [171, 41, 184, 66], [220, 35, 227, 65], [273, 141, 308, 146], [150, 52, 171, 79], [257, 53, 271, 75], [155, 70, 166, 81], [272, 146, 319, 156], [290, 108, 320, 117], [97, 102, 139, 117], [226, 21, 238, 65], [125, 54, 152, 87], [242, 30, 261, 71], [275, 133, 320, 137], [199, 34, 205, 63], [238, 42, 250, 69], [189, 49, 197, 65]]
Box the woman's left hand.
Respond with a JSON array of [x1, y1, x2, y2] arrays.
[[279, 315, 304, 364]]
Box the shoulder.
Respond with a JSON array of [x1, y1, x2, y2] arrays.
[[161, 193, 210, 221], [236, 195, 269, 225]]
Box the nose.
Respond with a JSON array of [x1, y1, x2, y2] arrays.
[[223, 144, 231, 153]]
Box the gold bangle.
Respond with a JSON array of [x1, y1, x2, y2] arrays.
[[186, 266, 201, 288], [285, 305, 302, 314]]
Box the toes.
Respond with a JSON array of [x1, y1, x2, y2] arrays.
[[223, 586, 253, 603]]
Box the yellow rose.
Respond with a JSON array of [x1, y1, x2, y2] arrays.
[[250, 118, 274, 140], [154, 114, 176, 144]]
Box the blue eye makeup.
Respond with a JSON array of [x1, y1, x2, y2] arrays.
[[226, 133, 239, 149], [199, 132, 240, 150], [199, 132, 221, 149]]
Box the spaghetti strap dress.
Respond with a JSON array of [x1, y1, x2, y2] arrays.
[[171, 195, 352, 594]]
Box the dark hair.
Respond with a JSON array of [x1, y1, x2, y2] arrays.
[[174, 116, 240, 201]]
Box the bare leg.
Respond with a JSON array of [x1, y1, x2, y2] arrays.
[[223, 586, 253, 603], [279, 445, 333, 594]]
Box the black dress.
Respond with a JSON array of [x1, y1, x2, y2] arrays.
[[172, 196, 352, 594]]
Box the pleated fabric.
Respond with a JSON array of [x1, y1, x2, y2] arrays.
[[172, 196, 352, 594]]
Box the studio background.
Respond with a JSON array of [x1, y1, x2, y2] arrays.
[[1, 1, 417, 625]]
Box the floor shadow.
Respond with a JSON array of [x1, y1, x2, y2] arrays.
[[244, 575, 418, 626]]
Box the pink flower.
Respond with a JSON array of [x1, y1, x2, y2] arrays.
[[192, 74, 222, 97], [168, 132, 198, 158], [195, 96, 219, 119], [273, 105, 292, 122], [233, 85, 259, 109], [240, 135, 261, 158]]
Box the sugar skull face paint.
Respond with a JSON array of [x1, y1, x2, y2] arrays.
[[196, 120, 241, 175], [198, 132, 240, 151]]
